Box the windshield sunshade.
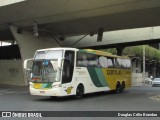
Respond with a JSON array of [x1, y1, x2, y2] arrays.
[[35, 50, 63, 60]]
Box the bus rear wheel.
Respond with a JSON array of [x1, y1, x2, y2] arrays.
[[121, 82, 125, 92], [116, 82, 122, 93], [75, 84, 84, 98]]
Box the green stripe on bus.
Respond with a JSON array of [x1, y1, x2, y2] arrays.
[[95, 68, 108, 87], [45, 83, 52, 88], [87, 67, 103, 87]]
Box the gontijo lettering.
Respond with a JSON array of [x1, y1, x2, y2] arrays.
[[107, 70, 121, 75]]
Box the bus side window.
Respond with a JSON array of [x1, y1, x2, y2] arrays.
[[107, 57, 114, 68], [115, 58, 131, 69], [77, 52, 88, 67], [115, 58, 121, 68], [123, 59, 131, 69], [87, 54, 98, 67], [62, 50, 75, 84], [127, 59, 131, 69], [99, 56, 108, 68]]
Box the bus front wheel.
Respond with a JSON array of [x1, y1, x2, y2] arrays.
[[50, 96, 57, 100], [75, 84, 84, 98]]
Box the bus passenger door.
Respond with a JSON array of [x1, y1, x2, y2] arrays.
[[61, 50, 75, 95]]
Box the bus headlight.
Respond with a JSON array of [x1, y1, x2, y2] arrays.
[[29, 82, 34, 87]]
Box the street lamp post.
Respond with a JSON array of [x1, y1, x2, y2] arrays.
[[143, 45, 145, 85]]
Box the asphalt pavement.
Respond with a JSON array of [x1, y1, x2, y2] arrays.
[[0, 85, 160, 120]]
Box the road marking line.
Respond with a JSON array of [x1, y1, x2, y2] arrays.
[[126, 92, 155, 95], [150, 95, 160, 101]]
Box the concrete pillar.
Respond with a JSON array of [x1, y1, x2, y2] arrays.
[[10, 25, 61, 85], [116, 46, 124, 56], [10, 25, 61, 60]]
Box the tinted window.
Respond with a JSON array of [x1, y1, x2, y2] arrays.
[[99, 56, 108, 68], [114, 58, 121, 68], [77, 52, 115, 68], [125, 59, 131, 69], [87, 54, 99, 67], [115, 58, 131, 69], [77, 52, 131, 69], [107, 57, 114, 68], [35, 50, 63, 60], [154, 78, 160, 81], [77, 52, 88, 67], [62, 50, 75, 84]]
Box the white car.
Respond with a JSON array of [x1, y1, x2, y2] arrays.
[[145, 78, 152, 84], [152, 78, 160, 87]]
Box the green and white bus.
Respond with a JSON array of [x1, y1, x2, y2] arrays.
[[24, 47, 131, 98]]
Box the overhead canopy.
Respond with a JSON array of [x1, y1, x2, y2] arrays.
[[0, 0, 160, 40]]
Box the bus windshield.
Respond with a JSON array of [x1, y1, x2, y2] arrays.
[[35, 50, 63, 60], [31, 50, 63, 83]]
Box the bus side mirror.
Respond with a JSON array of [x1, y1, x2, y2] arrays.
[[24, 58, 33, 71]]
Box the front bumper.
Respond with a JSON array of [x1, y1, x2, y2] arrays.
[[152, 83, 160, 87], [29, 86, 62, 96]]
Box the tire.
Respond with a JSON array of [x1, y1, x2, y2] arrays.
[[50, 96, 57, 100], [121, 82, 125, 92], [116, 82, 121, 93], [75, 84, 84, 98], [116, 82, 120, 93]]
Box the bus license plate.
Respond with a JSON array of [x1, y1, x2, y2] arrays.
[[40, 91, 45, 94]]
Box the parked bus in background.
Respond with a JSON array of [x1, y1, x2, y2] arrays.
[[24, 48, 131, 98]]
